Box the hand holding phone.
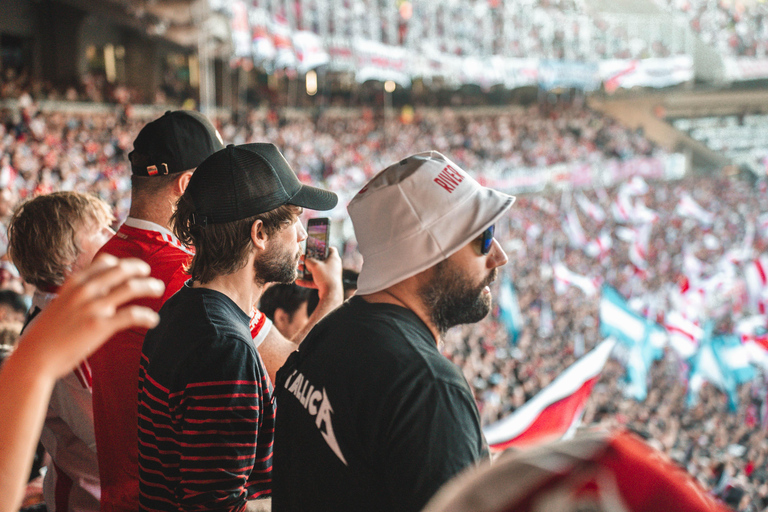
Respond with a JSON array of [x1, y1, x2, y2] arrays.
[[303, 218, 330, 281]]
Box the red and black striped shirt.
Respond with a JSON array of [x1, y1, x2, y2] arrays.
[[138, 284, 274, 511]]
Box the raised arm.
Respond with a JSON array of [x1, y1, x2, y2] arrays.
[[0, 255, 163, 512], [259, 247, 343, 383], [292, 246, 343, 343]]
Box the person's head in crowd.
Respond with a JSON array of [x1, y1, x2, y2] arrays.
[[348, 151, 514, 338], [7, 192, 114, 290], [0, 290, 28, 323], [0, 262, 24, 295], [259, 284, 319, 339], [0, 320, 21, 361], [172, 143, 338, 286], [342, 268, 358, 300], [128, 110, 224, 221], [0, 188, 16, 220]]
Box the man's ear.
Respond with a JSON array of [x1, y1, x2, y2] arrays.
[[273, 307, 292, 332], [175, 170, 194, 196], [251, 219, 268, 251]]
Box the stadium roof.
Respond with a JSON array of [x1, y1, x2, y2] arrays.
[[57, 0, 207, 48]]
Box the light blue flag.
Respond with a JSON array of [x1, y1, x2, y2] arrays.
[[497, 275, 524, 345], [599, 285, 665, 401], [688, 322, 756, 412]]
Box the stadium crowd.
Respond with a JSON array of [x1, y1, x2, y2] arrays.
[[446, 175, 768, 510], [659, 0, 768, 58], [0, 97, 660, 226], [0, 97, 767, 510]]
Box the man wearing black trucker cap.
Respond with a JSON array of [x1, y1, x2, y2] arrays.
[[137, 143, 339, 511]]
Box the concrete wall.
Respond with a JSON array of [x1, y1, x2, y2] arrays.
[[32, 0, 86, 85], [0, 0, 35, 36]]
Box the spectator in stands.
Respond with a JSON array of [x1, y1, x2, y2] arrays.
[[272, 151, 514, 512], [259, 283, 320, 340], [0, 321, 21, 359], [7, 191, 115, 512], [89, 111, 342, 512], [342, 268, 359, 299], [0, 188, 16, 257], [0, 290, 27, 323], [87, 110, 229, 512], [0, 254, 163, 512], [137, 143, 339, 509]]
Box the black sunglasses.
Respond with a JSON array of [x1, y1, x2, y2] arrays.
[[480, 225, 495, 255]]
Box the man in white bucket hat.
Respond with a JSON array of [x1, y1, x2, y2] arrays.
[[272, 151, 515, 512]]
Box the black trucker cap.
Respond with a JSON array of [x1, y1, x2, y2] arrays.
[[187, 143, 338, 226], [129, 110, 225, 176]]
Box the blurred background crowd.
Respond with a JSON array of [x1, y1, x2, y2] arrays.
[[0, 91, 767, 510], [3, 0, 768, 509]]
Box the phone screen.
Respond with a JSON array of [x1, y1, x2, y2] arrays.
[[304, 218, 329, 279]]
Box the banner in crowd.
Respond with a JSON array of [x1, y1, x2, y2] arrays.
[[723, 57, 768, 82], [326, 37, 356, 73], [482, 339, 616, 451], [491, 153, 686, 195], [231, 8, 701, 91], [538, 61, 600, 91], [230, 1, 252, 60], [293, 31, 330, 75], [600, 56, 694, 93], [353, 39, 411, 87]]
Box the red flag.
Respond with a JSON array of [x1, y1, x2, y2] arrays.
[[483, 339, 615, 451], [424, 430, 730, 512]]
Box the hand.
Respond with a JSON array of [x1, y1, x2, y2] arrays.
[[296, 247, 343, 303], [15, 254, 164, 379]]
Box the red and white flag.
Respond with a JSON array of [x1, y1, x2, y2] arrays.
[[553, 262, 600, 297], [563, 210, 588, 248], [483, 339, 615, 451], [743, 332, 768, 371], [632, 199, 659, 224], [425, 430, 731, 512], [627, 224, 651, 271], [745, 255, 768, 315], [758, 213, 768, 238], [675, 192, 714, 226], [611, 191, 634, 223], [621, 176, 649, 196], [585, 230, 612, 260], [664, 311, 703, 359], [576, 192, 606, 224]]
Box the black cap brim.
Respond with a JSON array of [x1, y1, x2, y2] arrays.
[[289, 184, 339, 211]]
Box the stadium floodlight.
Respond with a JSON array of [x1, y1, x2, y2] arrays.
[[306, 70, 318, 96]]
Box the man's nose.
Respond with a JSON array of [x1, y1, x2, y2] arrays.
[[486, 239, 508, 269], [297, 222, 308, 243]]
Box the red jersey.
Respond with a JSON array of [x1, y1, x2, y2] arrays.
[[89, 218, 270, 512]]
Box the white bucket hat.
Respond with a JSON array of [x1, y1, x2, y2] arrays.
[[348, 151, 515, 295]]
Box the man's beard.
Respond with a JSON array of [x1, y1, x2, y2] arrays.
[[254, 241, 300, 285], [419, 259, 497, 337]]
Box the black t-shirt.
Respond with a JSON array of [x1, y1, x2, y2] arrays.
[[273, 296, 489, 512]]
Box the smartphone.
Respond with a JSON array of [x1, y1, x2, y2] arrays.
[[303, 217, 330, 280]]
